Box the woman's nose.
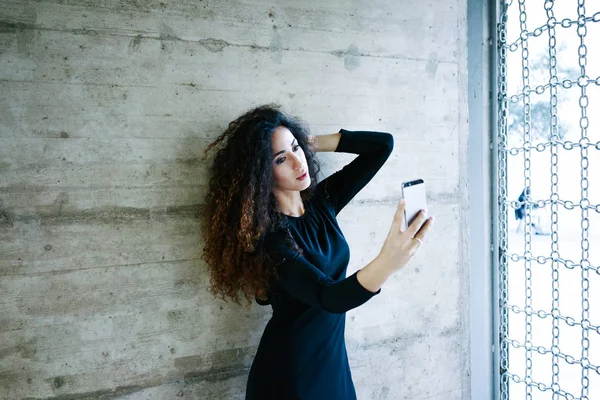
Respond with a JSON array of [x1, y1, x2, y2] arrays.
[[290, 154, 303, 169]]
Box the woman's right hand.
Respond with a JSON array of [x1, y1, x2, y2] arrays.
[[378, 200, 434, 273]]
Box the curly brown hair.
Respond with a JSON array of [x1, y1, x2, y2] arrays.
[[200, 104, 322, 306]]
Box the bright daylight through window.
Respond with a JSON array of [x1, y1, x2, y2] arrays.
[[497, 0, 600, 399]]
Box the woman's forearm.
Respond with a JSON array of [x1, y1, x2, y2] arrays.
[[310, 133, 342, 152], [356, 254, 396, 293]]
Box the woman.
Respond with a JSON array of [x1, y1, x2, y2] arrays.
[[201, 104, 434, 399]]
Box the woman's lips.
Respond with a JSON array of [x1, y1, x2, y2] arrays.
[[297, 172, 307, 180]]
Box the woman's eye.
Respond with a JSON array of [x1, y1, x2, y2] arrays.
[[275, 146, 300, 165]]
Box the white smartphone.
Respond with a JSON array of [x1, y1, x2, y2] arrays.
[[401, 179, 427, 231]]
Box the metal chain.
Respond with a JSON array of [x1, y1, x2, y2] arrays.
[[508, 252, 600, 274], [504, 138, 600, 154], [517, 2, 534, 398], [506, 11, 600, 51], [507, 198, 600, 215], [505, 338, 600, 374], [545, 2, 561, 398], [498, 0, 598, 399], [497, 0, 510, 397], [575, 1, 590, 398], [505, 372, 577, 400], [508, 74, 600, 103], [505, 304, 600, 336]]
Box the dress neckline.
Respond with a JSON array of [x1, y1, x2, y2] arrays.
[[283, 200, 311, 220]]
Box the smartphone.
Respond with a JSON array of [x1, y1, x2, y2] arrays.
[[401, 179, 427, 231]]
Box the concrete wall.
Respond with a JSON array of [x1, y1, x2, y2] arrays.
[[0, 1, 470, 399]]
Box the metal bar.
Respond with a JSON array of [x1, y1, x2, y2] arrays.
[[467, 0, 497, 398]]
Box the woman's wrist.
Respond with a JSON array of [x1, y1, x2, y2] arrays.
[[356, 255, 395, 293], [308, 135, 317, 151], [310, 133, 341, 152]]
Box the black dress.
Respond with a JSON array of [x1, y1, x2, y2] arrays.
[[245, 129, 394, 400]]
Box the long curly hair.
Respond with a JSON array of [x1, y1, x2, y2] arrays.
[[200, 104, 322, 306]]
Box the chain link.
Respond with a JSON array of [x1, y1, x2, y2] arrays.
[[575, 1, 590, 398], [517, 2, 534, 398], [506, 198, 600, 214], [545, 2, 561, 397], [506, 11, 600, 51], [504, 138, 600, 154], [498, 1, 598, 399], [505, 338, 600, 374], [505, 304, 600, 336], [506, 372, 577, 400], [508, 74, 600, 103], [507, 253, 600, 276], [506, 198, 600, 213], [497, 0, 510, 397], [507, 304, 600, 336]]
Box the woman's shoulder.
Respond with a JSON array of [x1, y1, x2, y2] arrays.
[[312, 181, 335, 210]]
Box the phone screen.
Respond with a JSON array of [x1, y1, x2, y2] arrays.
[[401, 179, 427, 230]]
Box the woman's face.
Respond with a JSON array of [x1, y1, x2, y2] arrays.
[[271, 126, 311, 192]]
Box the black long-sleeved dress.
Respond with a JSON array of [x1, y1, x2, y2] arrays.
[[245, 129, 394, 400]]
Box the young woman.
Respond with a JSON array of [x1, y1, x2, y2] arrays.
[[201, 104, 434, 399]]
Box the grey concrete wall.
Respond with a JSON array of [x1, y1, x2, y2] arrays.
[[0, 1, 470, 399]]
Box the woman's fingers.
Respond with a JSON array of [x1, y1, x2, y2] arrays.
[[391, 200, 407, 233], [414, 216, 434, 241], [405, 210, 429, 237], [406, 217, 434, 251], [408, 217, 433, 254]]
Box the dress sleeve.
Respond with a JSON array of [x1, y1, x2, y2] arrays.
[[264, 233, 380, 314], [319, 129, 394, 216]]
